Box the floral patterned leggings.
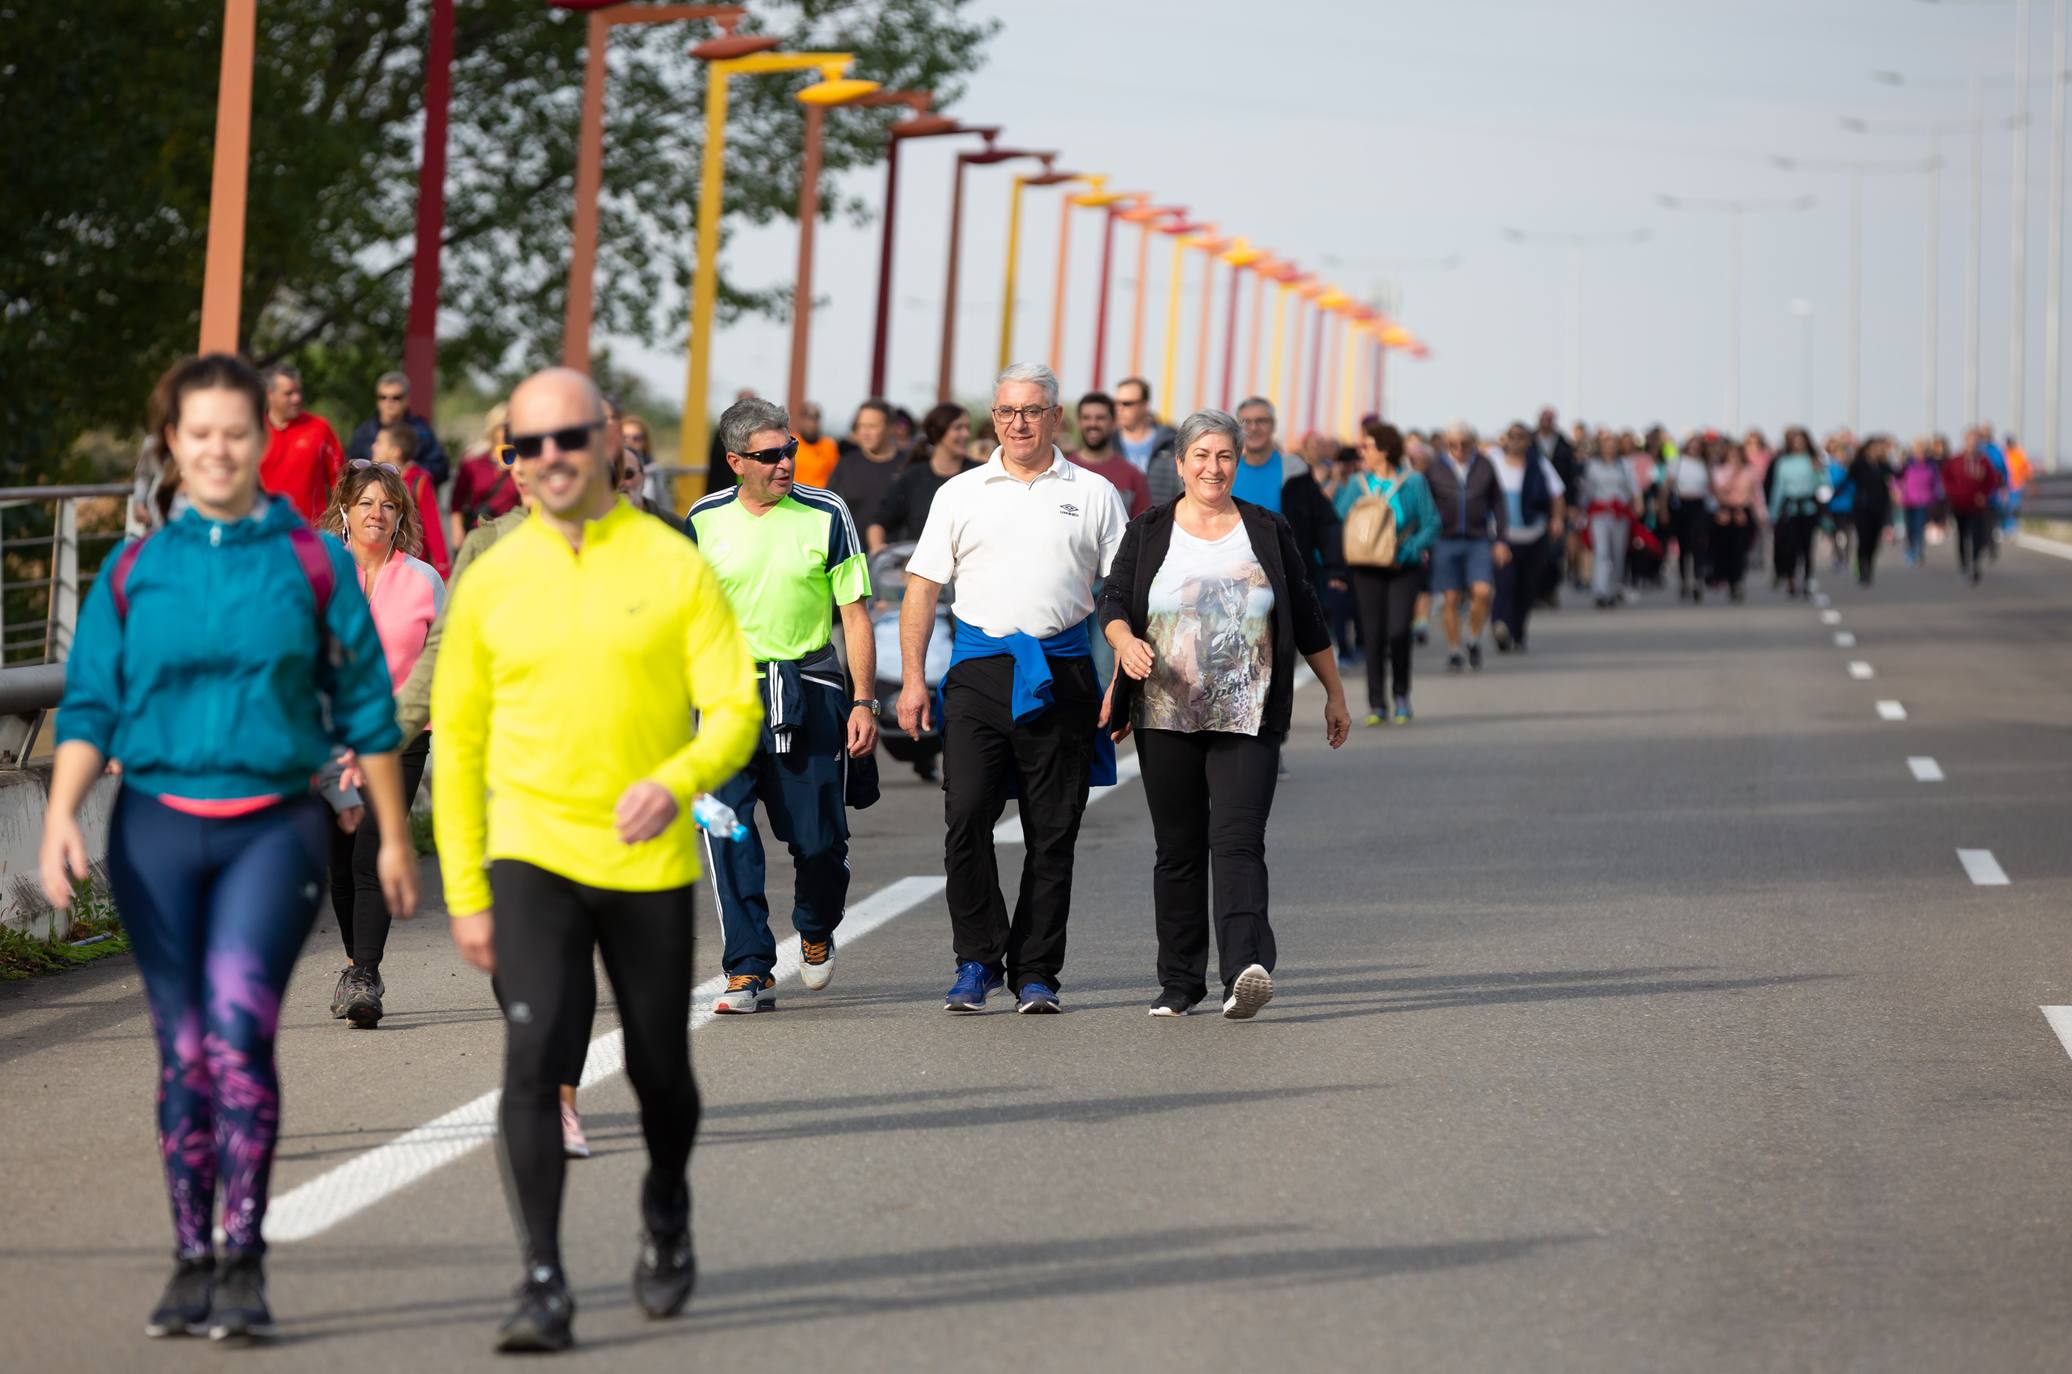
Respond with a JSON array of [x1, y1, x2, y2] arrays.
[[106, 790, 330, 1257]]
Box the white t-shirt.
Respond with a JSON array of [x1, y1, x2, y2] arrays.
[[1494, 457, 1563, 542], [1140, 521, 1275, 736], [907, 446, 1128, 639]]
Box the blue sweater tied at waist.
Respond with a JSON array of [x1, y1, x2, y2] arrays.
[[947, 618, 1116, 787]]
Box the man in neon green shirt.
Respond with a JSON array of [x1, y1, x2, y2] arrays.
[[685, 397, 877, 1013]]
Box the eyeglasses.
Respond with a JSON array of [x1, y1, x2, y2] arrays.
[[376, 391, 407, 403], [1239, 416, 1274, 427], [1115, 396, 1146, 407], [734, 438, 799, 465], [349, 458, 400, 474], [508, 422, 604, 459], [991, 405, 1053, 426]]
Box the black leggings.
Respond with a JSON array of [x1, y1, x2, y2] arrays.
[[1778, 512, 1818, 589], [1711, 516, 1751, 588], [329, 730, 429, 969], [1136, 727, 1279, 1001], [1492, 536, 1547, 648], [1349, 565, 1418, 709], [488, 861, 699, 1272], [1672, 502, 1710, 586], [1853, 516, 1885, 583]]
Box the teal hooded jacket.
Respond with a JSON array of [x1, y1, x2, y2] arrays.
[[58, 498, 401, 799]]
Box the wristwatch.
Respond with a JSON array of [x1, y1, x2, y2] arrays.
[[852, 698, 881, 712]]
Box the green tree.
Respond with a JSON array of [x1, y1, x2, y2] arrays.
[[1, 0, 995, 479]]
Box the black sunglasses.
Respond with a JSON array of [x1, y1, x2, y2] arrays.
[[734, 438, 799, 466], [508, 422, 603, 459]]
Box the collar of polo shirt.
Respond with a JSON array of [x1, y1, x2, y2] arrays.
[[983, 444, 1075, 482]]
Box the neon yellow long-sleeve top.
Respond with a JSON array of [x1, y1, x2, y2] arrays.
[[430, 500, 763, 916]]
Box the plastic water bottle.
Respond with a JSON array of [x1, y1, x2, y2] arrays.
[[692, 795, 747, 841]]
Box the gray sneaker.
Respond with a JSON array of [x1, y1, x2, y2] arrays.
[[329, 966, 354, 1019], [343, 966, 384, 1029]]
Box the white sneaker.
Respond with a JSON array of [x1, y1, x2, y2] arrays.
[[800, 937, 835, 991], [560, 1102, 590, 1160], [712, 974, 774, 1014], [1223, 964, 1274, 1020]]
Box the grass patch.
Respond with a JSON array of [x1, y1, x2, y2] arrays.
[[1, 866, 129, 980]]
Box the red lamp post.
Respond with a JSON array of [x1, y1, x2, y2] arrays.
[[936, 140, 1054, 403], [1119, 203, 1185, 380], [784, 72, 889, 418], [198, 0, 258, 353], [867, 107, 992, 398]]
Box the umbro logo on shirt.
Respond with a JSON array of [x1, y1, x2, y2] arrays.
[[1058, 503, 1080, 517]]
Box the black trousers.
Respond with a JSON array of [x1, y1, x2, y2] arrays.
[[1712, 517, 1751, 588], [1956, 510, 1994, 574], [1672, 502, 1710, 586], [941, 654, 1097, 992], [1853, 515, 1885, 583], [329, 730, 430, 969], [1778, 512, 1818, 588], [1492, 536, 1548, 649], [1136, 727, 1279, 1001], [488, 861, 698, 1272], [1349, 565, 1418, 708]]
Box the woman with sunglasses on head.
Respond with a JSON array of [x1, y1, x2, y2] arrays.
[[319, 463, 444, 1028], [40, 354, 416, 1343], [866, 403, 977, 555]]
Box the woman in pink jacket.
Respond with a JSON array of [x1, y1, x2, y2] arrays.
[[1896, 438, 1944, 566], [319, 461, 444, 1027]]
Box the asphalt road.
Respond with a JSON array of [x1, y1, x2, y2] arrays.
[[6, 533, 2072, 1372]]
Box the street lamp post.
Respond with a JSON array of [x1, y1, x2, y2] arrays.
[[198, 0, 258, 352], [1657, 196, 1813, 430], [1244, 255, 1279, 399], [937, 143, 1052, 402], [1218, 238, 1263, 409], [2015, 0, 2035, 446], [996, 165, 1079, 373], [1156, 220, 1210, 417], [1084, 189, 1145, 391], [685, 45, 865, 480], [1119, 203, 1184, 379], [1189, 231, 1230, 413], [1307, 288, 1344, 436], [866, 110, 985, 398], [1264, 264, 1304, 414], [1501, 227, 1650, 423], [784, 73, 887, 419], [1049, 176, 1127, 377], [560, 3, 755, 371], [403, 0, 456, 405]]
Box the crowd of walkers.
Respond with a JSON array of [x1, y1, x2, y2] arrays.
[[34, 344, 2034, 1354]]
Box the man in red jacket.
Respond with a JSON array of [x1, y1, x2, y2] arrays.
[[1940, 429, 2004, 585], [262, 363, 345, 525]]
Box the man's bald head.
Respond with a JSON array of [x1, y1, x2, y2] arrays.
[[508, 367, 605, 436]]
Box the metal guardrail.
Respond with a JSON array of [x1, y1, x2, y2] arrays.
[[0, 483, 129, 768], [2021, 471, 2072, 522]]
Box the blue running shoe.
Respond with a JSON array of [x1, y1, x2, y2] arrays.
[[945, 961, 1004, 1012], [1015, 981, 1061, 1014]]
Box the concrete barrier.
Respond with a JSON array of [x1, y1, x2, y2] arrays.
[[0, 767, 118, 942]]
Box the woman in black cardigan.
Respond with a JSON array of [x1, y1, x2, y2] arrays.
[[1100, 409, 1351, 1019]]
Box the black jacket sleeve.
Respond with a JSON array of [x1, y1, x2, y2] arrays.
[[1100, 516, 1145, 631], [1273, 513, 1333, 658]]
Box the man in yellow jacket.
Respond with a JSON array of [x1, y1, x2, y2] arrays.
[[431, 367, 761, 1354]]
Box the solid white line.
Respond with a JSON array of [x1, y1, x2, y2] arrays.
[[1848, 661, 1875, 680], [2016, 530, 2072, 561], [993, 750, 1143, 845], [1875, 700, 1907, 721], [1957, 849, 2010, 885], [1834, 631, 1857, 648], [1907, 756, 1945, 782], [262, 874, 948, 1244], [1820, 609, 1843, 625], [2040, 1007, 2072, 1060]]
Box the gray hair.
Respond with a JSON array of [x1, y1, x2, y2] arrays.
[[719, 396, 791, 456], [1235, 395, 1275, 420], [994, 361, 1060, 409], [377, 370, 409, 396], [1175, 408, 1242, 459], [266, 363, 301, 389]]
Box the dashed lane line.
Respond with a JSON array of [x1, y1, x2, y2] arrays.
[[1957, 849, 2010, 886], [2040, 1007, 2072, 1060], [1876, 700, 1908, 721], [1834, 631, 1857, 647], [1907, 756, 1945, 781], [1821, 610, 1843, 625], [261, 874, 949, 1244], [1848, 661, 1876, 680]]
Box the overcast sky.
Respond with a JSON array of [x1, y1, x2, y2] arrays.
[[608, 0, 2062, 451]]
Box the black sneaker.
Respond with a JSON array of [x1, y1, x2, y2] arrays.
[[146, 1253, 214, 1338], [1446, 652, 1465, 674], [1147, 988, 1203, 1018], [344, 966, 384, 1029], [1466, 642, 1483, 671], [497, 1267, 575, 1353], [632, 1231, 697, 1318], [207, 1252, 273, 1343], [329, 966, 354, 1019]]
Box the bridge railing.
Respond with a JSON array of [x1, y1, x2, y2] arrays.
[[2021, 471, 2072, 522], [0, 484, 129, 769]]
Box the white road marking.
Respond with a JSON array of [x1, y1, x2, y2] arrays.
[[994, 751, 1143, 844], [1907, 756, 1944, 781], [1957, 849, 2010, 885], [1834, 631, 1857, 648], [1875, 700, 1907, 721], [2040, 1007, 2072, 1060], [1820, 610, 1843, 625], [2016, 530, 2072, 561], [1813, 592, 1831, 608], [262, 874, 949, 1244], [1848, 661, 1875, 680]]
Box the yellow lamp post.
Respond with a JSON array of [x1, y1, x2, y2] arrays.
[[1049, 175, 1128, 375], [684, 47, 864, 493], [1158, 222, 1214, 419], [997, 166, 1081, 370], [1187, 230, 1230, 413], [785, 72, 885, 418], [1215, 237, 1264, 409], [1264, 263, 1305, 413]]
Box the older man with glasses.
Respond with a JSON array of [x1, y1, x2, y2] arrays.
[[347, 370, 450, 487], [684, 397, 877, 1015], [1423, 422, 1510, 673], [898, 363, 1129, 1014]]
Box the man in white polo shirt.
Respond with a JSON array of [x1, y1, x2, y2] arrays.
[[897, 362, 1129, 1014]]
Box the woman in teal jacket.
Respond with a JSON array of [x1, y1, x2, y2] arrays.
[[39, 354, 416, 1344], [1334, 421, 1438, 725], [1768, 437, 1824, 600]]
